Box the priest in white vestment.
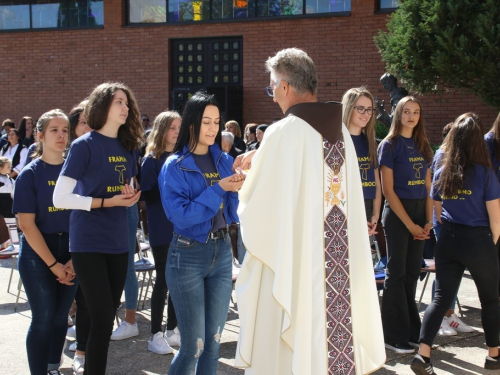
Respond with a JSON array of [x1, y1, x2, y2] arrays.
[[234, 48, 386, 375]]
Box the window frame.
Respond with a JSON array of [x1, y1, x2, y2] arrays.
[[125, 0, 351, 25], [376, 0, 398, 14], [0, 0, 104, 33]]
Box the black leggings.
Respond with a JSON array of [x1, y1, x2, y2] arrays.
[[151, 244, 178, 334], [75, 286, 90, 352], [381, 198, 426, 344], [420, 222, 500, 347], [72, 251, 128, 375]]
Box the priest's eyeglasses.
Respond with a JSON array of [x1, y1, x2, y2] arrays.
[[354, 106, 375, 115], [265, 78, 283, 97]]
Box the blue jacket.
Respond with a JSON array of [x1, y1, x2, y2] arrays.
[[159, 144, 239, 243]]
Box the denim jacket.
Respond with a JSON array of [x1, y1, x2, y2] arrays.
[[159, 144, 239, 243]]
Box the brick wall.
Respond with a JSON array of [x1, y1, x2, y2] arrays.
[[0, 0, 496, 145]]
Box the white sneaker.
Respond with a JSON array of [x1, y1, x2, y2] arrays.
[[438, 319, 457, 336], [66, 325, 76, 340], [445, 313, 474, 333], [148, 332, 174, 355], [72, 354, 85, 375], [67, 315, 74, 326], [110, 321, 139, 341], [166, 327, 181, 348], [69, 341, 77, 352]]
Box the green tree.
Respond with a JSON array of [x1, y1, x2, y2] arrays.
[[374, 0, 500, 109]]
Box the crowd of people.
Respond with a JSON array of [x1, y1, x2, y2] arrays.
[[3, 47, 500, 375]]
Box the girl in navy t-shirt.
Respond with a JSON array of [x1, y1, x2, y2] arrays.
[[140, 110, 181, 354], [14, 109, 77, 374], [377, 96, 434, 354], [412, 113, 500, 373], [53, 83, 143, 375], [342, 87, 381, 235], [159, 92, 243, 374]]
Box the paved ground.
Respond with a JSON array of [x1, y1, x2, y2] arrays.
[[1, 254, 498, 374]]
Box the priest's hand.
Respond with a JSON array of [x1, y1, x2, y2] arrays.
[[233, 150, 256, 171]]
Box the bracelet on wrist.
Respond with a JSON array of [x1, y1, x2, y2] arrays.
[[101, 198, 105, 208], [48, 260, 57, 268], [425, 221, 433, 225]]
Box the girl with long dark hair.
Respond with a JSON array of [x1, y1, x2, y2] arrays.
[[411, 113, 500, 374], [378, 96, 434, 354], [14, 109, 77, 375], [159, 91, 243, 374], [53, 82, 143, 375]]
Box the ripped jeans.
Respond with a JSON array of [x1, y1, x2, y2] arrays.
[[166, 233, 233, 375]]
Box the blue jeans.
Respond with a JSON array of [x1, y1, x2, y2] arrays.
[[166, 233, 233, 375], [236, 224, 246, 264], [18, 233, 78, 375], [124, 204, 139, 309]]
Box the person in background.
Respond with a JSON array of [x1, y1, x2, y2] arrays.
[[221, 131, 243, 159], [0, 119, 15, 149], [0, 156, 14, 220], [378, 96, 434, 354], [141, 110, 182, 355], [15, 109, 77, 375], [225, 120, 246, 152], [53, 82, 143, 375], [342, 87, 381, 235], [1, 128, 28, 179], [244, 123, 258, 151], [19, 116, 36, 147], [254, 124, 268, 150], [159, 91, 243, 374], [411, 113, 500, 374]]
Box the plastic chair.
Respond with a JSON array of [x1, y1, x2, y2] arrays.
[[135, 236, 155, 310], [417, 259, 463, 317]]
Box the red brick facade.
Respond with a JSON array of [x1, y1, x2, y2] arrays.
[[0, 0, 497, 144]]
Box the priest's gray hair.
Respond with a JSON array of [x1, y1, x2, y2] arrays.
[[265, 48, 318, 96], [221, 131, 235, 145]]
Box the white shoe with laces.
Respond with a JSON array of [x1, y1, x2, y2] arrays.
[[148, 332, 174, 355], [445, 313, 474, 333], [68, 341, 77, 352], [110, 321, 139, 341], [438, 318, 457, 336], [166, 327, 181, 348], [72, 354, 85, 375], [66, 325, 76, 340]]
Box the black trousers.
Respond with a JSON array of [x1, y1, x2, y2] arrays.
[[72, 251, 128, 375], [381, 198, 426, 344], [420, 222, 500, 347], [151, 243, 178, 333], [75, 286, 90, 352]]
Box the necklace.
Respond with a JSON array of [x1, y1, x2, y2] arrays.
[[400, 136, 414, 149]]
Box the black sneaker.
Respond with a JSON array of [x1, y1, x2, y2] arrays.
[[411, 354, 436, 375], [385, 342, 415, 354], [485, 354, 500, 370]]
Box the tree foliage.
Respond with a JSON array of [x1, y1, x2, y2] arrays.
[[374, 0, 500, 109]]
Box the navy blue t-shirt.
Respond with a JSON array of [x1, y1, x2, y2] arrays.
[[60, 131, 137, 253], [484, 132, 500, 182], [191, 152, 227, 232], [378, 136, 429, 199], [13, 159, 71, 234], [351, 133, 376, 200], [140, 152, 174, 247], [431, 164, 500, 227]]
